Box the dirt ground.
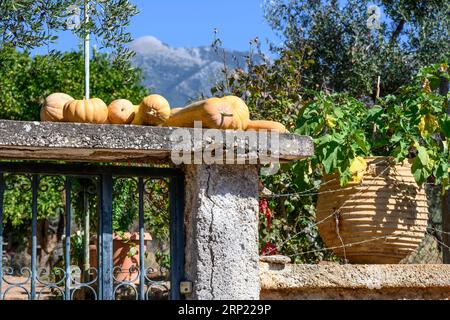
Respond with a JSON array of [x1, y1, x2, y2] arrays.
[[1, 275, 169, 300], [1, 275, 58, 300]]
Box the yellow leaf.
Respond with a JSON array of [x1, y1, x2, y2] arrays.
[[422, 78, 431, 93], [418, 114, 438, 137], [325, 115, 336, 128], [350, 156, 367, 183]]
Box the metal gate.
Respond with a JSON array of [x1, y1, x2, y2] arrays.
[[0, 162, 184, 300]]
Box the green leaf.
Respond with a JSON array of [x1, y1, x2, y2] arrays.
[[416, 146, 429, 166], [128, 246, 137, 257], [322, 141, 340, 173], [353, 130, 370, 155], [332, 108, 344, 118], [411, 156, 431, 185], [392, 140, 408, 162], [339, 168, 352, 187], [440, 115, 450, 138]]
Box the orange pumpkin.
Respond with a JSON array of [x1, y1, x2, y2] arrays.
[[63, 98, 108, 124], [40, 93, 74, 122], [108, 99, 135, 124], [221, 96, 250, 130], [139, 94, 171, 126]]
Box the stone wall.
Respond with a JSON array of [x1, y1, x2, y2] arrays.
[[260, 261, 450, 300], [184, 164, 260, 299]]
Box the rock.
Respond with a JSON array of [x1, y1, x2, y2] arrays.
[[259, 255, 292, 265]]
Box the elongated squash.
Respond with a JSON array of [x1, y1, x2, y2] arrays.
[[140, 94, 171, 126], [170, 107, 182, 115], [221, 96, 250, 130], [246, 120, 288, 133], [164, 98, 234, 129]]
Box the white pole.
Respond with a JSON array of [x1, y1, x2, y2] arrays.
[[84, 0, 90, 100]]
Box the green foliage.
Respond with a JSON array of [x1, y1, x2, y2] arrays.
[[0, 48, 148, 121], [0, 0, 72, 49], [377, 63, 449, 189], [0, 0, 139, 68], [112, 177, 170, 244], [112, 178, 138, 233], [155, 250, 170, 270], [2, 175, 64, 227], [211, 47, 307, 128], [296, 92, 371, 186], [143, 179, 170, 244], [263, 0, 450, 98], [294, 63, 449, 189], [258, 170, 332, 263]]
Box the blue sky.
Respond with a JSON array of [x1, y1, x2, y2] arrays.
[[34, 0, 280, 55]]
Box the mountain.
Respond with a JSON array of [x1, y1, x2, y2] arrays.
[[130, 36, 253, 106]]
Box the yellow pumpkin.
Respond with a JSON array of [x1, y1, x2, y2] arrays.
[[63, 98, 108, 124], [246, 120, 288, 133], [164, 98, 234, 129], [40, 93, 74, 122], [131, 105, 145, 125], [108, 99, 135, 124], [140, 94, 171, 126], [221, 96, 250, 130]]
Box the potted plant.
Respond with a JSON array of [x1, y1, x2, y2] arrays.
[[90, 232, 152, 283], [88, 178, 152, 283], [294, 63, 449, 263]]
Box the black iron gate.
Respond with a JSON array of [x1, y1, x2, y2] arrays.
[[0, 162, 184, 300]]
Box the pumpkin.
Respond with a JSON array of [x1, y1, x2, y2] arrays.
[[108, 99, 135, 124], [131, 105, 145, 125], [63, 98, 108, 124], [221, 96, 250, 130], [40, 93, 74, 122], [140, 94, 171, 126], [170, 107, 182, 115], [246, 120, 288, 133], [164, 97, 234, 129]]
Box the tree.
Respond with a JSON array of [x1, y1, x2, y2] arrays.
[[0, 0, 138, 68], [0, 48, 148, 121], [263, 0, 450, 99]]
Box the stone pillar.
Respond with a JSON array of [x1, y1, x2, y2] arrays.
[[183, 164, 260, 300]]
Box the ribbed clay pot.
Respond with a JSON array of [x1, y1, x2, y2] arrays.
[[316, 157, 428, 264]]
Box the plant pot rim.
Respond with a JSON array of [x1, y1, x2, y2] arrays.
[[90, 231, 152, 242], [113, 232, 152, 241], [361, 156, 413, 165]]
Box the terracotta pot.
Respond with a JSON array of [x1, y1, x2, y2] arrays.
[[89, 232, 152, 283], [316, 157, 428, 264]]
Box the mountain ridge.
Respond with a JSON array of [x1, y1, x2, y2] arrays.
[[130, 36, 252, 106]]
